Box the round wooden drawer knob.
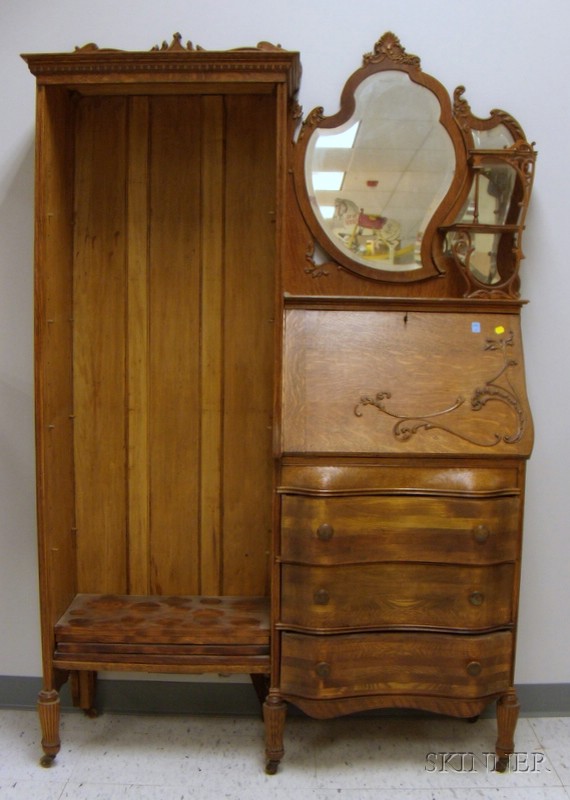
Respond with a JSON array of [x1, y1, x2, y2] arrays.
[[469, 591, 485, 606], [317, 523, 334, 541], [473, 524, 490, 543], [467, 661, 482, 676], [314, 588, 330, 605], [315, 661, 330, 678]]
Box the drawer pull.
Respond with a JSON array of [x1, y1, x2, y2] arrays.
[[314, 588, 330, 605], [317, 523, 334, 541], [467, 661, 482, 677], [473, 524, 490, 543], [315, 661, 330, 678], [469, 591, 485, 606]]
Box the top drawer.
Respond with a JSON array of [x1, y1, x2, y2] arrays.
[[280, 494, 519, 565]]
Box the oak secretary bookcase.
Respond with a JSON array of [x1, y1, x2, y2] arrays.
[[24, 32, 536, 774]]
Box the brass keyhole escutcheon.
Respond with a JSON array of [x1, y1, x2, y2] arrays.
[[467, 661, 482, 676], [314, 588, 330, 605], [469, 591, 485, 606], [473, 524, 490, 543], [316, 661, 330, 678], [317, 523, 334, 541]]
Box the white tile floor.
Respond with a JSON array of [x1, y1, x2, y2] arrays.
[[0, 708, 568, 799]]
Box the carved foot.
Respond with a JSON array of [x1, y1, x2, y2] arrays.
[[495, 756, 509, 773], [37, 689, 61, 766], [263, 694, 286, 774], [495, 689, 520, 768]]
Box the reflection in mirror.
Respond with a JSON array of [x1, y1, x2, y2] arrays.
[[446, 165, 517, 286], [305, 70, 455, 271], [457, 165, 517, 226], [472, 125, 515, 150]]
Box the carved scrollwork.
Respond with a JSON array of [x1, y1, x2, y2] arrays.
[[74, 43, 122, 54], [453, 86, 527, 142], [363, 32, 421, 68], [297, 107, 325, 142], [354, 330, 525, 447], [304, 241, 334, 278], [291, 101, 304, 122]]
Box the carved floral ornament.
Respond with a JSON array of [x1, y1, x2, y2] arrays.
[[354, 330, 527, 448], [363, 32, 421, 68]]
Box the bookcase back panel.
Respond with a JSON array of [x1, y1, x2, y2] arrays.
[[72, 92, 276, 597]]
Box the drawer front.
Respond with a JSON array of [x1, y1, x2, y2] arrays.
[[281, 495, 519, 565], [280, 630, 513, 700], [281, 563, 514, 631]]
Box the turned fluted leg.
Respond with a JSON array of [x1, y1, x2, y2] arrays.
[[37, 689, 61, 767], [263, 694, 286, 774], [495, 689, 520, 772]]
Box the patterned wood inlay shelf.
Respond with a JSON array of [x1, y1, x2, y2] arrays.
[[54, 594, 270, 671]]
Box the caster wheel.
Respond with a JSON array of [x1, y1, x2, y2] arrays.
[[265, 760, 279, 775], [467, 715, 480, 724], [84, 707, 99, 719], [495, 756, 509, 773], [40, 754, 55, 768]]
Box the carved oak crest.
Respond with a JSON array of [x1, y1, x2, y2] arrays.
[[363, 32, 421, 68]]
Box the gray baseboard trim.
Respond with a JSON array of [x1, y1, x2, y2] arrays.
[[1, 676, 569, 717]]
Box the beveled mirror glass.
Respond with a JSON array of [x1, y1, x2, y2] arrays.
[[305, 70, 455, 272], [294, 32, 469, 282]]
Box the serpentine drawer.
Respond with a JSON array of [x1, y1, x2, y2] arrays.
[[280, 494, 519, 566], [280, 630, 513, 701], [280, 562, 514, 631]]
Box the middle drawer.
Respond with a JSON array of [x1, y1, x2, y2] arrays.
[[280, 562, 514, 631]]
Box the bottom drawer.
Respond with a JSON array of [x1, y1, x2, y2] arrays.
[[280, 630, 512, 701]]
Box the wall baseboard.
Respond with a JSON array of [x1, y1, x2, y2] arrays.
[[1, 676, 569, 717]]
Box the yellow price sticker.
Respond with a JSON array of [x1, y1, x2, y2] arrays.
[[495, 325, 505, 335]]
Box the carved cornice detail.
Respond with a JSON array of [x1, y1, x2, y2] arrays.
[[74, 33, 285, 55], [25, 34, 299, 83], [363, 32, 421, 68], [354, 330, 526, 447], [74, 43, 121, 54], [151, 32, 201, 51]]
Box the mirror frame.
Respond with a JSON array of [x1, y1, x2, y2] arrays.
[[293, 32, 470, 283]]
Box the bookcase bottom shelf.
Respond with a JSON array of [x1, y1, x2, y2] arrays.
[[52, 593, 271, 672]]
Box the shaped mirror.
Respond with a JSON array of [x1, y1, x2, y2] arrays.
[[295, 33, 467, 282], [305, 71, 454, 272]]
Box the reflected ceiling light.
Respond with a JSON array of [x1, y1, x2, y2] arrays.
[[312, 171, 344, 191], [315, 122, 359, 149]]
